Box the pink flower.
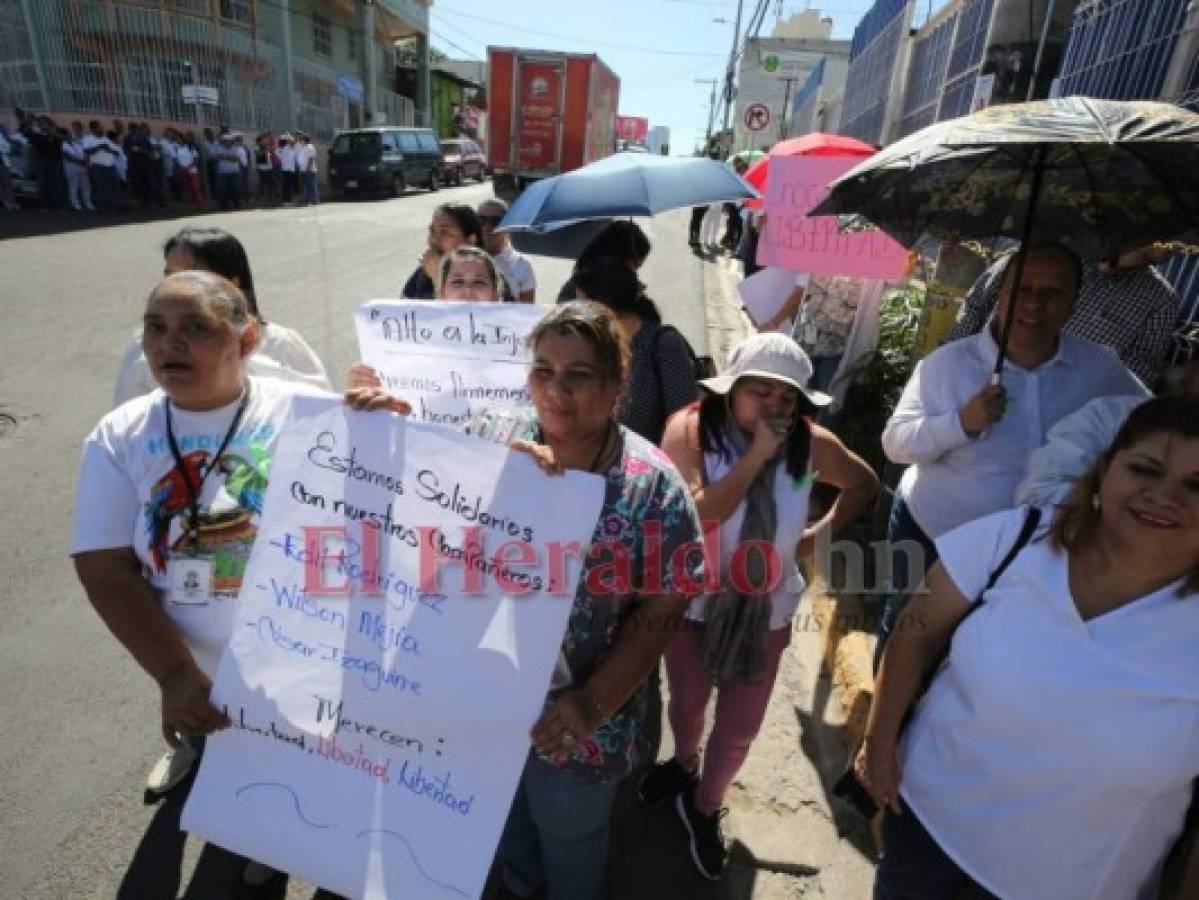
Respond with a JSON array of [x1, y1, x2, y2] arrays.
[[625, 457, 653, 477], [578, 738, 604, 766]]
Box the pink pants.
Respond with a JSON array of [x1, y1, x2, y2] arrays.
[[664, 624, 791, 815]]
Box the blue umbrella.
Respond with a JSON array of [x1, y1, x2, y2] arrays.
[[500, 151, 758, 232]]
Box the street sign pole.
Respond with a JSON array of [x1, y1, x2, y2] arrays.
[[719, 0, 745, 155], [779, 76, 798, 139]]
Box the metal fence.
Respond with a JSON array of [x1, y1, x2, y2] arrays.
[[0, 0, 419, 143], [1056, 0, 1199, 363]]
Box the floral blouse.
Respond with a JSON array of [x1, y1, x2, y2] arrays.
[[539, 426, 704, 781]]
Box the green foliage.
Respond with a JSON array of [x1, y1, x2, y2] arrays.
[[831, 283, 925, 475]]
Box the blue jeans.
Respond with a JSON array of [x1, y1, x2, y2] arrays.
[[874, 806, 997, 899], [302, 171, 319, 205], [497, 752, 620, 900], [874, 494, 938, 671]]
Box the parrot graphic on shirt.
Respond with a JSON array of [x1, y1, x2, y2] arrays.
[[145, 451, 210, 574]]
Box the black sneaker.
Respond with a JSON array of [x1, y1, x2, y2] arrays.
[[676, 787, 727, 880], [637, 758, 698, 806]]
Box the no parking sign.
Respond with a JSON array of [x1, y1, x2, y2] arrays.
[[744, 103, 770, 132]]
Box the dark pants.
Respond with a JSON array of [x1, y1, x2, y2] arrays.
[[723, 202, 743, 248], [281, 170, 297, 203], [89, 165, 122, 209], [874, 494, 938, 671], [739, 227, 762, 278], [37, 161, 65, 208], [217, 172, 242, 210], [257, 168, 277, 203], [688, 205, 705, 244], [875, 807, 997, 900]]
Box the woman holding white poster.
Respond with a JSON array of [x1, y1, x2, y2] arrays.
[[70, 271, 406, 890], [494, 301, 706, 900]]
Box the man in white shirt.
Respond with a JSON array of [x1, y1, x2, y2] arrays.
[[62, 121, 94, 211], [876, 243, 1147, 655], [214, 133, 242, 210], [295, 132, 318, 206], [277, 133, 297, 204], [82, 120, 120, 209], [478, 198, 536, 302]]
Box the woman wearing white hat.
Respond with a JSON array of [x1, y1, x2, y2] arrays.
[[640, 332, 878, 879]]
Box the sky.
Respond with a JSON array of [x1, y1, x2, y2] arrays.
[[428, 0, 888, 155]]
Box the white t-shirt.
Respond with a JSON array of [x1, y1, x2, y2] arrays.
[[112, 321, 331, 408], [278, 145, 297, 172], [686, 450, 812, 630], [899, 506, 1199, 900], [71, 376, 331, 677], [295, 143, 317, 174], [493, 244, 537, 298], [62, 138, 88, 170], [82, 134, 116, 168], [175, 145, 196, 169]]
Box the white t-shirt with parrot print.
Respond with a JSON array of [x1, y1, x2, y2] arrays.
[[72, 376, 332, 677]]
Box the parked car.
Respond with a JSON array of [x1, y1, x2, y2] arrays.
[[328, 126, 444, 197], [439, 138, 487, 185]]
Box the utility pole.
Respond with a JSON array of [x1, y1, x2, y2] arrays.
[[719, 0, 746, 156], [362, 0, 377, 123], [695, 77, 718, 152], [779, 75, 798, 139]]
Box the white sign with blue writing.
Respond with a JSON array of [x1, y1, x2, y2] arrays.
[[182, 396, 604, 899], [355, 300, 545, 430]]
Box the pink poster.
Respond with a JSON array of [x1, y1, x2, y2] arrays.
[[759, 155, 908, 279]]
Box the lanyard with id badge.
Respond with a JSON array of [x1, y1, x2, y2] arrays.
[[164, 388, 249, 607]]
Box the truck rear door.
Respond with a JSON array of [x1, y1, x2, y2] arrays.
[[514, 56, 565, 176]]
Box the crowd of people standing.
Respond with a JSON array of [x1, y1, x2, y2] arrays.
[[1, 108, 322, 214], [65, 174, 1199, 900]]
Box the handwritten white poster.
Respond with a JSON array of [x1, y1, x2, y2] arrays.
[[182, 396, 605, 900], [355, 301, 545, 429]]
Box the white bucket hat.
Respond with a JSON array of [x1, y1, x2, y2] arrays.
[[700, 332, 832, 406]]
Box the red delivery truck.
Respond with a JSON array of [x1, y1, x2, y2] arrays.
[[487, 47, 620, 198]]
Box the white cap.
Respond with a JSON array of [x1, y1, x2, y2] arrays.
[[700, 332, 831, 406]]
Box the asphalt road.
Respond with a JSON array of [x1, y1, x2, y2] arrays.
[[0, 183, 711, 898]]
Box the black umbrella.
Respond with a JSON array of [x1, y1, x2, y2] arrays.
[[811, 96, 1199, 376]]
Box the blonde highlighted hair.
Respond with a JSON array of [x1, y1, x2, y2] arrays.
[[1049, 394, 1199, 596]]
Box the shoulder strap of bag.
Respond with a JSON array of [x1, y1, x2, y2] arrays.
[[979, 505, 1043, 600]]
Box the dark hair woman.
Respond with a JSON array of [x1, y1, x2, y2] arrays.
[[858, 394, 1199, 899], [72, 271, 405, 887], [570, 255, 695, 444], [556, 220, 652, 301], [113, 227, 330, 406], [402, 203, 485, 299], [642, 332, 877, 879], [494, 301, 705, 900]]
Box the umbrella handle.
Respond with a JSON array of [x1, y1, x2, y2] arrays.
[[994, 144, 1049, 378]]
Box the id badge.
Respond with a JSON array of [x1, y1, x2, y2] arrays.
[[168, 556, 213, 606]]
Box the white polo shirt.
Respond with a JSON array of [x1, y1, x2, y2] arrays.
[[882, 327, 1146, 537], [899, 506, 1199, 899], [493, 244, 537, 298]]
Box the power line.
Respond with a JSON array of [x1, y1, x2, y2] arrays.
[[434, 4, 724, 58], [429, 28, 481, 61]]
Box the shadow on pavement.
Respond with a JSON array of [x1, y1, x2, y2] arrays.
[[0, 206, 212, 241]]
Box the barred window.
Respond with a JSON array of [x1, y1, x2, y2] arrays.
[[219, 0, 251, 25], [313, 13, 332, 56]]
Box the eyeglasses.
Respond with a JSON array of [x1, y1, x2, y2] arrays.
[[478, 215, 504, 227]]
